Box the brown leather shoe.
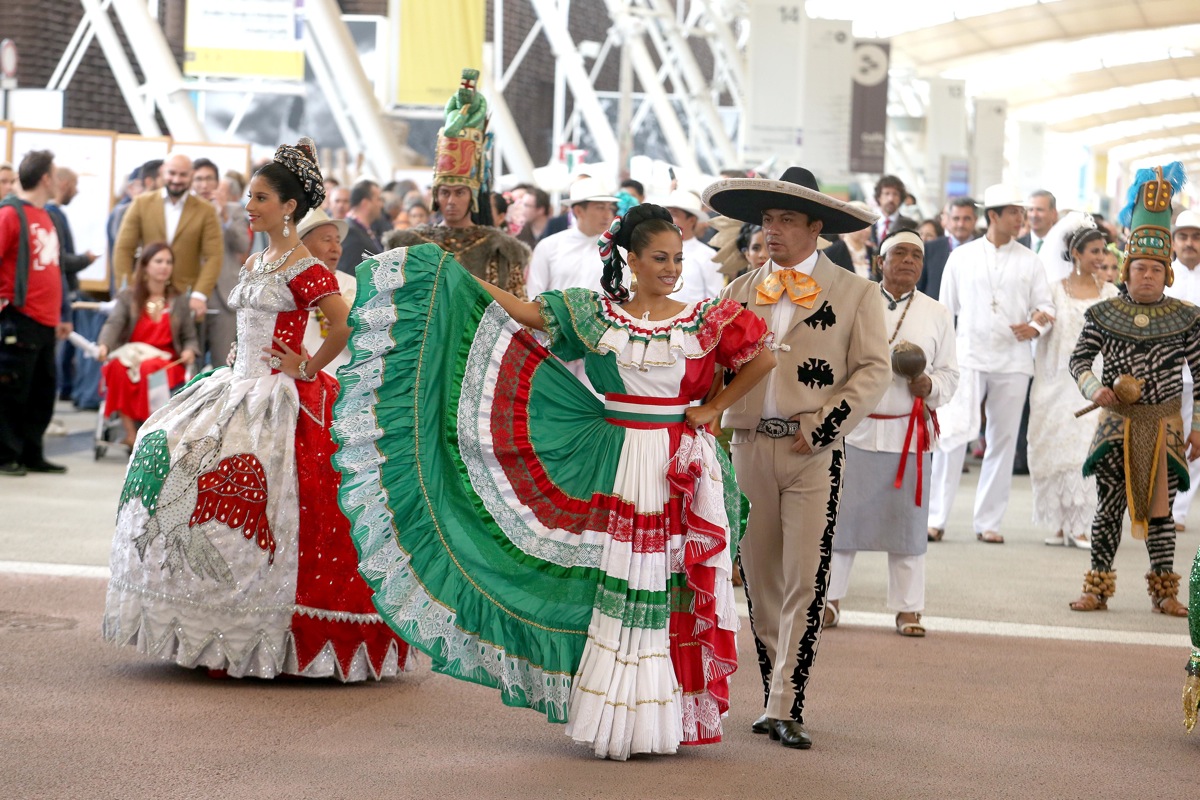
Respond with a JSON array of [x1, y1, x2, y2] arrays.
[[768, 718, 812, 749], [750, 713, 770, 735]]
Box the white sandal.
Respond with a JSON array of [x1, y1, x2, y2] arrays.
[[823, 600, 840, 629]]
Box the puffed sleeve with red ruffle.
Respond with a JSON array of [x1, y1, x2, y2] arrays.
[[288, 262, 341, 310], [709, 299, 771, 372]]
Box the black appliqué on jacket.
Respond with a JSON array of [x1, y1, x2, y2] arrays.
[[811, 399, 851, 448], [796, 358, 834, 389], [802, 301, 836, 331]]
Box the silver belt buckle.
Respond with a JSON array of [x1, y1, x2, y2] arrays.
[[757, 418, 798, 439]]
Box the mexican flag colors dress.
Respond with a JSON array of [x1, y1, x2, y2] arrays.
[[332, 243, 769, 759]]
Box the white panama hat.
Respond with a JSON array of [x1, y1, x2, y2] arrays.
[[296, 208, 349, 243], [980, 184, 1033, 211], [662, 189, 706, 218], [568, 177, 619, 206]]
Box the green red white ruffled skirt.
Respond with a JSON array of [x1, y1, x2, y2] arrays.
[[332, 244, 744, 759]]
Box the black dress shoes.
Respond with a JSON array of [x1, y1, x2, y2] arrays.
[[24, 459, 67, 474], [750, 714, 770, 734], [768, 718, 813, 749], [0, 461, 26, 476]]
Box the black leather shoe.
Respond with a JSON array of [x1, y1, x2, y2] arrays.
[[750, 714, 770, 735], [24, 459, 67, 474], [0, 461, 26, 477], [768, 718, 812, 749]]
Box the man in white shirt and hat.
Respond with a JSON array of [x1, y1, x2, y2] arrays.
[[703, 166, 891, 750], [827, 229, 958, 637], [927, 185, 1055, 544], [524, 177, 618, 297], [664, 189, 725, 303], [1167, 208, 1200, 529]]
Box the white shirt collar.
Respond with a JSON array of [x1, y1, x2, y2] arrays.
[[162, 187, 187, 208], [769, 249, 819, 277]]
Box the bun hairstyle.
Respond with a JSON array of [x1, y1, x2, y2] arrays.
[[1063, 224, 1105, 263], [255, 136, 326, 222], [597, 203, 680, 302]]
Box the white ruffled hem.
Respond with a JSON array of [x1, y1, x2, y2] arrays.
[[102, 601, 406, 682], [564, 617, 683, 760]]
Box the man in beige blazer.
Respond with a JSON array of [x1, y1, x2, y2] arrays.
[[112, 153, 223, 318], [704, 168, 891, 749]]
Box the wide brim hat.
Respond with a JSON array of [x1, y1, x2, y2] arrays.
[[701, 166, 876, 235], [980, 184, 1032, 211], [296, 208, 349, 243], [568, 176, 619, 206], [663, 188, 706, 218]]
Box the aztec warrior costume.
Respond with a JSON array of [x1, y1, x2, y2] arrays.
[[103, 140, 407, 679], [383, 69, 530, 298], [1069, 163, 1199, 616]]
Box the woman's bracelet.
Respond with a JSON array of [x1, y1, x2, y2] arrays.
[[296, 359, 316, 382]]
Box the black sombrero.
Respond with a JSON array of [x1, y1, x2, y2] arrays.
[[702, 166, 877, 235]]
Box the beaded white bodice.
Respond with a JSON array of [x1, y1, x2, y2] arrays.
[[228, 257, 320, 380]]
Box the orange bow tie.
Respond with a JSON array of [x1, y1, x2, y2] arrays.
[[756, 269, 821, 308]]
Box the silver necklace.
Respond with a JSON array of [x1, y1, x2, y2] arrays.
[[254, 245, 300, 274]]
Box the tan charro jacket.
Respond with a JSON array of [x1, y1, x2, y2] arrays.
[[111, 191, 224, 297], [720, 252, 892, 452]]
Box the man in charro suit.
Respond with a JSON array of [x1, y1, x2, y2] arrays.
[[703, 168, 891, 749], [112, 152, 222, 318]]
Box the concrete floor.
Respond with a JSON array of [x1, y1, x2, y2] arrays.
[[3, 403, 1199, 799]]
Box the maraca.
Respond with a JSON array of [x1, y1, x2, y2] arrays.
[[1074, 374, 1144, 417]]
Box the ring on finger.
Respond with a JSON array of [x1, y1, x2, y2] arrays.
[[269, 355, 282, 370]]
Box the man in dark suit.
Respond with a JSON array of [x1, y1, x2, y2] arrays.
[[336, 179, 383, 275], [1016, 189, 1057, 254], [917, 196, 978, 300], [869, 175, 918, 248]]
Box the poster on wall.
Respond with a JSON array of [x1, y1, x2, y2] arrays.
[[394, 0, 484, 106], [11, 127, 116, 292], [184, 0, 305, 81]]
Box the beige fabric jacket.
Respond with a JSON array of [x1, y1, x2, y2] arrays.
[[719, 252, 892, 451]]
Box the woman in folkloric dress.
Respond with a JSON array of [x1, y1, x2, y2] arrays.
[[103, 138, 407, 680], [1029, 219, 1118, 549], [97, 242, 199, 448], [332, 204, 775, 759]]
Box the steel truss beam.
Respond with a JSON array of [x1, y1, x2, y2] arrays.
[[493, 0, 747, 179]]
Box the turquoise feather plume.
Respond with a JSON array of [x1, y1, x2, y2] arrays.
[[1119, 161, 1187, 227]]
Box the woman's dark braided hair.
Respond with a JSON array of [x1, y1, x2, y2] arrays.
[[597, 203, 680, 302]]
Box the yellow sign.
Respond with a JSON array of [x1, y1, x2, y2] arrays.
[[396, 0, 485, 106], [184, 0, 305, 81]]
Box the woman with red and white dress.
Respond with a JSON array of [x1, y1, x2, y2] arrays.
[[97, 243, 199, 447], [103, 139, 407, 681]]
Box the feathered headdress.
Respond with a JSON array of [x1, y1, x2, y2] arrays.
[[1119, 161, 1186, 284]]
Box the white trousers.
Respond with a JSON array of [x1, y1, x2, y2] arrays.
[[928, 371, 1030, 533], [1173, 372, 1200, 525], [828, 551, 925, 613]]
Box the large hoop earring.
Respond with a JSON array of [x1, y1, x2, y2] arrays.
[[672, 275, 685, 293], [283, 214, 291, 238]]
